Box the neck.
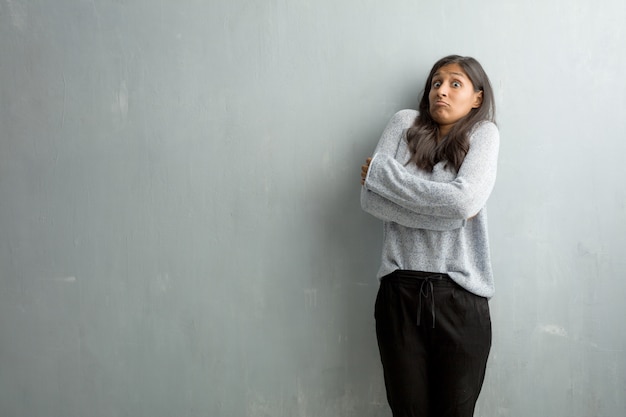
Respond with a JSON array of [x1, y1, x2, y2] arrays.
[[438, 125, 451, 140]]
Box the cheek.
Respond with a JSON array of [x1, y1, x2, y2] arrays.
[[427, 92, 436, 107]]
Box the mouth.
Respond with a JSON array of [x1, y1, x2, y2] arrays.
[[433, 100, 448, 107]]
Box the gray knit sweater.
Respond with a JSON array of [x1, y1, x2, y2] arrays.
[[361, 109, 499, 298]]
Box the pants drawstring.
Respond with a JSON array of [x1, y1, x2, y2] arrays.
[[416, 275, 440, 328]]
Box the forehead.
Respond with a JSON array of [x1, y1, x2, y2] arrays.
[[433, 63, 468, 78]]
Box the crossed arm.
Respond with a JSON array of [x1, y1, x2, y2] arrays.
[[360, 111, 499, 230]]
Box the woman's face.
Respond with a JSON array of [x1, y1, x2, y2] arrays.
[[428, 63, 483, 136]]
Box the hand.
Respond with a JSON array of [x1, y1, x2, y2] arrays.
[[361, 157, 372, 185]]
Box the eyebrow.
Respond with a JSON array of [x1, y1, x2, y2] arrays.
[[433, 71, 467, 78]]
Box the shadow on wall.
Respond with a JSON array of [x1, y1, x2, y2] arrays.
[[299, 122, 392, 416]]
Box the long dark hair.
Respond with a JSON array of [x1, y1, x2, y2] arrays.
[[406, 55, 495, 172]]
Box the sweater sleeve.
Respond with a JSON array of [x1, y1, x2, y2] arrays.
[[363, 121, 499, 219], [360, 109, 466, 230], [361, 188, 466, 230]]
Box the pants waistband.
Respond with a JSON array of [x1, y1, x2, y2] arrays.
[[382, 269, 458, 287]]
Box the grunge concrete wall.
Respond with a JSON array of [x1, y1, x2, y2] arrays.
[[1, 1, 624, 416]]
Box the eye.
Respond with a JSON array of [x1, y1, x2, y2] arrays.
[[452, 81, 462, 88], [432, 81, 442, 88]]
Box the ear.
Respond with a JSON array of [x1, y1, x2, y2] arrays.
[[472, 91, 484, 108]]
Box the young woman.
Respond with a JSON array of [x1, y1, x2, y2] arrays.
[[360, 55, 499, 417]]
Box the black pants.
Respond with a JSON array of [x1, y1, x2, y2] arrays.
[[375, 270, 492, 417]]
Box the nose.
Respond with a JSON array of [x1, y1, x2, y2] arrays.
[[436, 86, 448, 97]]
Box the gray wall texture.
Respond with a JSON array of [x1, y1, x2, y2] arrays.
[[1, 0, 625, 416]]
